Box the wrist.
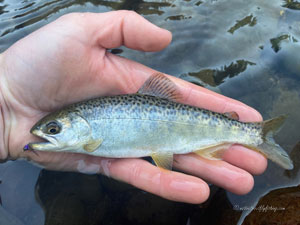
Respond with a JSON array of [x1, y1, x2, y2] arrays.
[[0, 53, 10, 160]]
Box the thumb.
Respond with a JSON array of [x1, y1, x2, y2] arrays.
[[74, 10, 172, 51]]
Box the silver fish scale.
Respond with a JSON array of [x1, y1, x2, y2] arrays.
[[72, 94, 260, 130], [65, 94, 263, 157]]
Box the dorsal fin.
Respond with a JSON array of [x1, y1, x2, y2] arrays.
[[138, 73, 182, 102]]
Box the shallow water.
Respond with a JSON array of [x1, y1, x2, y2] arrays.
[[0, 0, 300, 224]]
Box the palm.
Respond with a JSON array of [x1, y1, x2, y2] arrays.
[[7, 21, 128, 111], [6, 13, 151, 156], [1, 11, 267, 204]]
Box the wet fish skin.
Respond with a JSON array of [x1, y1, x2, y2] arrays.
[[27, 73, 293, 170], [29, 94, 260, 154]]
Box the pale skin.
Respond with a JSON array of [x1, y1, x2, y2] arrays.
[[0, 11, 267, 204]]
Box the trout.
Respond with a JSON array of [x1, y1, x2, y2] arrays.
[[25, 73, 293, 170]]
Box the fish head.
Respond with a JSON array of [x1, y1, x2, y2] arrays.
[[28, 110, 92, 152]]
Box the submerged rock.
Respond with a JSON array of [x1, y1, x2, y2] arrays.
[[285, 142, 300, 180], [44, 192, 87, 225], [100, 175, 192, 225], [243, 185, 300, 225], [36, 170, 104, 225], [125, 192, 191, 225], [189, 188, 242, 225]]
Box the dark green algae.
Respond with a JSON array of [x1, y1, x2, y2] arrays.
[[0, 0, 300, 225]]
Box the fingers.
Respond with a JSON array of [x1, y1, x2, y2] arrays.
[[222, 145, 268, 175], [173, 144, 268, 195], [159, 76, 263, 122], [24, 151, 209, 204], [103, 56, 262, 122], [60, 11, 261, 124], [72, 11, 172, 52], [108, 158, 210, 204], [174, 154, 254, 195], [100, 54, 263, 123]]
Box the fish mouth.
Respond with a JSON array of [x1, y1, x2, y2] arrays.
[[26, 129, 59, 151]]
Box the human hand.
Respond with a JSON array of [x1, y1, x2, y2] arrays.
[[0, 10, 267, 203]]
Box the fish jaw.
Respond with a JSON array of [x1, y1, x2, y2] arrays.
[[28, 129, 60, 151]]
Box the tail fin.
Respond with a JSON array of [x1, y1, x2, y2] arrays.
[[256, 115, 293, 170]]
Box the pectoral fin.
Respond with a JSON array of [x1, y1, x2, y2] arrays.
[[151, 152, 174, 170], [83, 139, 103, 152], [194, 143, 231, 160]]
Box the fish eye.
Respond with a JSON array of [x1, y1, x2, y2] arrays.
[[46, 121, 61, 135]]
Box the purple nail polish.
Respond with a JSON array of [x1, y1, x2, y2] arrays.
[[23, 144, 29, 151]]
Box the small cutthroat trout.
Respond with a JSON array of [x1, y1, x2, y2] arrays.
[[26, 73, 293, 170]]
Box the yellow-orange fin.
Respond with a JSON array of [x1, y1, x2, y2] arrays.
[[194, 143, 231, 160], [83, 139, 102, 152], [151, 152, 173, 170]]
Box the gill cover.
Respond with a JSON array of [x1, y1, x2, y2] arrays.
[[64, 113, 103, 152], [28, 112, 102, 152]]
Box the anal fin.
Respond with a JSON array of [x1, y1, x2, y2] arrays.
[[194, 143, 231, 160], [151, 152, 174, 170]]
